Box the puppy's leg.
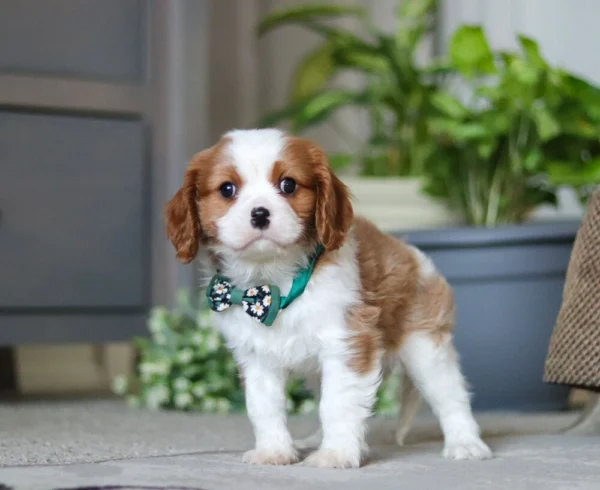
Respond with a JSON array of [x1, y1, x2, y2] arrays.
[[399, 332, 492, 460], [241, 358, 299, 465], [395, 372, 422, 446], [304, 357, 381, 468]]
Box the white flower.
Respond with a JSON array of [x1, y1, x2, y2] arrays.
[[176, 349, 194, 364], [298, 399, 318, 414], [148, 307, 168, 334], [191, 331, 204, 345], [246, 288, 258, 297], [261, 285, 270, 293], [111, 375, 128, 395], [263, 295, 272, 307], [202, 397, 217, 412], [215, 398, 231, 413], [213, 283, 227, 295], [145, 385, 170, 410], [174, 377, 191, 391], [155, 361, 171, 376], [216, 303, 229, 312], [204, 330, 221, 352], [192, 383, 207, 397], [174, 392, 193, 409], [196, 309, 214, 327], [250, 303, 264, 316]]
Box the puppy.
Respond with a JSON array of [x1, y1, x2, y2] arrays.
[[164, 128, 492, 468]]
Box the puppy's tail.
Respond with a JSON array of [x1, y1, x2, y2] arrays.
[[395, 373, 422, 446]]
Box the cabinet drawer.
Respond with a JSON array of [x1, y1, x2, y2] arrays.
[[0, 112, 147, 309], [0, 0, 144, 81]]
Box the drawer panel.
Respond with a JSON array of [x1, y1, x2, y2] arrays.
[[0, 112, 147, 308], [0, 0, 144, 81]]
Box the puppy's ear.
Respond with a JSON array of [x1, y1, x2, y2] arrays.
[[165, 165, 202, 264], [311, 143, 354, 251]]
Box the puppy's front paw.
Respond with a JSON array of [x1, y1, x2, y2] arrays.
[[443, 438, 492, 460], [304, 448, 361, 469], [242, 446, 299, 466]]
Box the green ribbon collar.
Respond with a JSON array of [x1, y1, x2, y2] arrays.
[[206, 244, 324, 326]]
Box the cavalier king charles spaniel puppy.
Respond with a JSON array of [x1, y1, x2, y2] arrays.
[[165, 128, 492, 468]]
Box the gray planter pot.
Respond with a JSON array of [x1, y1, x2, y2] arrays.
[[398, 221, 580, 411]]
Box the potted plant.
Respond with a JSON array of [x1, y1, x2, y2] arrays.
[[257, 0, 460, 231], [400, 26, 600, 411]]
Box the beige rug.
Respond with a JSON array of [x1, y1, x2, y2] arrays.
[[1, 400, 599, 490]]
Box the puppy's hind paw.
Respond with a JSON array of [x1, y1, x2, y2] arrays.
[[304, 448, 361, 469], [242, 447, 299, 466], [443, 438, 493, 461]]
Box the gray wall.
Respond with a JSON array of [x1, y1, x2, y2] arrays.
[[0, 0, 210, 344]]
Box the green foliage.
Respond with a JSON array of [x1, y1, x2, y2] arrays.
[[257, 2, 600, 225], [423, 26, 600, 226], [112, 291, 314, 414], [114, 291, 399, 415], [257, 0, 440, 177]]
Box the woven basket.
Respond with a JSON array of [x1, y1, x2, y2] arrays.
[[544, 187, 600, 391]]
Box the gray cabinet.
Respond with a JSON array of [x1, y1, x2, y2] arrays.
[[0, 0, 209, 344]]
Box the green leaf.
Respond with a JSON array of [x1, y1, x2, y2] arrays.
[[399, 0, 437, 19], [531, 104, 560, 141], [291, 43, 336, 102], [327, 153, 354, 170], [334, 47, 390, 75], [517, 35, 547, 69], [292, 89, 375, 131], [429, 118, 489, 141], [524, 147, 543, 172], [430, 92, 469, 118], [449, 25, 496, 76], [507, 57, 539, 86], [477, 140, 496, 159], [547, 160, 600, 186], [257, 4, 365, 37]]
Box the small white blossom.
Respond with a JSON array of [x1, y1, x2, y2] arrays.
[[202, 397, 217, 412], [174, 377, 191, 391], [213, 283, 227, 295], [174, 392, 193, 409], [205, 330, 221, 352], [298, 399, 317, 414], [145, 385, 170, 410], [176, 349, 194, 364], [111, 375, 128, 395], [215, 398, 231, 413], [192, 383, 207, 398], [191, 331, 204, 345], [216, 303, 229, 312], [246, 288, 258, 297], [263, 295, 272, 307], [148, 307, 168, 334], [261, 285, 270, 293]]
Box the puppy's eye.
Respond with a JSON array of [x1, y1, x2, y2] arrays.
[[279, 177, 297, 195], [219, 182, 236, 199]]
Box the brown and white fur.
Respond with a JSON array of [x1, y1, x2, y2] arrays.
[[165, 128, 492, 468]]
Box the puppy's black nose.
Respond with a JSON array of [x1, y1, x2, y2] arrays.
[[251, 206, 270, 230]]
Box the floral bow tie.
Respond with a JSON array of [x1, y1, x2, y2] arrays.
[[205, 244, 325, 327], [207, 275, 282, 326]]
